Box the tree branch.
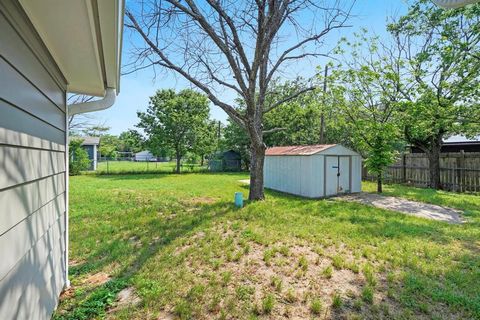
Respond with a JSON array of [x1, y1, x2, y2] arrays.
[[264, 86, 316, 113]]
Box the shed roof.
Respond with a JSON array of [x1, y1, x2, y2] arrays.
[[443, 135, 480, 144], [266, 144, 337, 156], [135, 150, 153, 156], [68, 136, 100, 145], [81, 137, 100, 146]]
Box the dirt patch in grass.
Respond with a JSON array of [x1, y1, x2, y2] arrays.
[[68, 259, 85, 267], [151, 222, 469, 319], [82, 272, 111, 286], [183, 197, 218, 205], [168, 224, 384, 319], [59, 287, 76, 301], [108, 287, 141, 314]]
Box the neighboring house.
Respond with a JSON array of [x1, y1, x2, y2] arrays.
[[264, 144, 362, 198], [209, 150, 242, 172], [80, 137, 100, 170], [0, 1, 123, 319], [410, 135, 480, 153], [432, 0, 480, 8], [135, 150, 156, 162]]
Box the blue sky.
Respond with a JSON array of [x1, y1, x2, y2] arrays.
[[95, 1, 409, 135]]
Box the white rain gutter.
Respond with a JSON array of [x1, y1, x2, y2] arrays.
[[69, 87, 116, 115], [432, 0, 479, 8]]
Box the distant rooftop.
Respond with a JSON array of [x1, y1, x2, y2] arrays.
[[69, 136, 100, 145], [266, 144, 336, 156], [444, 135, 480, 144]]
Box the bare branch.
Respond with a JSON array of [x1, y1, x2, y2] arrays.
[[262, 127, 286, 134], [264, 86, 316, 113]]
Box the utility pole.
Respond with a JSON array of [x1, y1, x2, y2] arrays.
[[319, 65, 328, 144], [217, 121, 221, 151]]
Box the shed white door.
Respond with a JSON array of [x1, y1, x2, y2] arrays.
[[325, 156, 350, 196]]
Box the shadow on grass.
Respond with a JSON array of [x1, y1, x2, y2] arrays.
[[56, 200, 234, 319]]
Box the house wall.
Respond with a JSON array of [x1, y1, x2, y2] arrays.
[[0, 1, 68, 319]]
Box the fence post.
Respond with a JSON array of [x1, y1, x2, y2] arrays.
[[107, 158, 109, 174], [460, 150, 465, 192], [455, 152, 464, 192], [402, 153, 407, 184]]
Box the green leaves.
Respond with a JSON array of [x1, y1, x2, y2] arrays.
[[69, 139, 91, 175], [137, 89, 213, 170]]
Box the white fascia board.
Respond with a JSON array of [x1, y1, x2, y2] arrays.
[[19, 0, 123, 97]]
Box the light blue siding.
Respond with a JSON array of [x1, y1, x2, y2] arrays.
[[0, 2, 68, 319]]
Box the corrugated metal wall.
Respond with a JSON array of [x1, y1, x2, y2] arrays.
[[0, 1, 68, 319], [264, 145, 362, 198]]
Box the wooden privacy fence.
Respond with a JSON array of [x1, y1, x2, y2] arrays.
[[362, 152, 480, 192]]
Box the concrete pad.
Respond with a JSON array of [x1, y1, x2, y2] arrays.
[[340, 193, 465, 224]]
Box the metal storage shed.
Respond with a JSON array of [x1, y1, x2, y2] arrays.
[[264, 144, 362, 198]]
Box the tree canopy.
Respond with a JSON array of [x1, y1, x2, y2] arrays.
[[137, 89, 212, 173]]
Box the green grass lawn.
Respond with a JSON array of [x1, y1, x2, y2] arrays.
[[55, 174, 480, 320], [95, 161, 207, 174]]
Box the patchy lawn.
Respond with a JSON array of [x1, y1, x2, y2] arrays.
[[54, 174, 480, 320]]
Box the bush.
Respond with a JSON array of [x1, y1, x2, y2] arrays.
[[69, 139, 90, 175]]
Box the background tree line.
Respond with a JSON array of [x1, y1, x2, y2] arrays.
[[70, 0, 479, 194]]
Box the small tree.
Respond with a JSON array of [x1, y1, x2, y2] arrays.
[[193, 120, 218, 166], [330, 34, 403, 192], [99, 134, 120, 159], [82, 124, 110, 137], [69, 139, 90, 175], [137, 89, 211, 173], [118, 129, 145, 153]]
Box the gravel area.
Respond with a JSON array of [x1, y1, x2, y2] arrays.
[[340, 192, 465, 224]]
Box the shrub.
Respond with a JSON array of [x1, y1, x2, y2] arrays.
[[69, 138, 90, 175]]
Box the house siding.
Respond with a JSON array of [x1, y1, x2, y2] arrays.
[[0, 1, 68, 319]]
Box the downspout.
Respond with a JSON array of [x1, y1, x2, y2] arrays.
[[64, 87, 116, 289], [69, 87, 116, 115]]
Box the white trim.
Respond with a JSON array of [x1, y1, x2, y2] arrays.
[[93, 144, 97, 171], [64, 94, 70, 288]]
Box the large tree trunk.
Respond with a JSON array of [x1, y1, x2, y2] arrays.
[[249, 144, 266, 200], [427, 141, 442, 189]]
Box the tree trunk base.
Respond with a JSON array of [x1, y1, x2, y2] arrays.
[[249, 145, 265, 201]]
